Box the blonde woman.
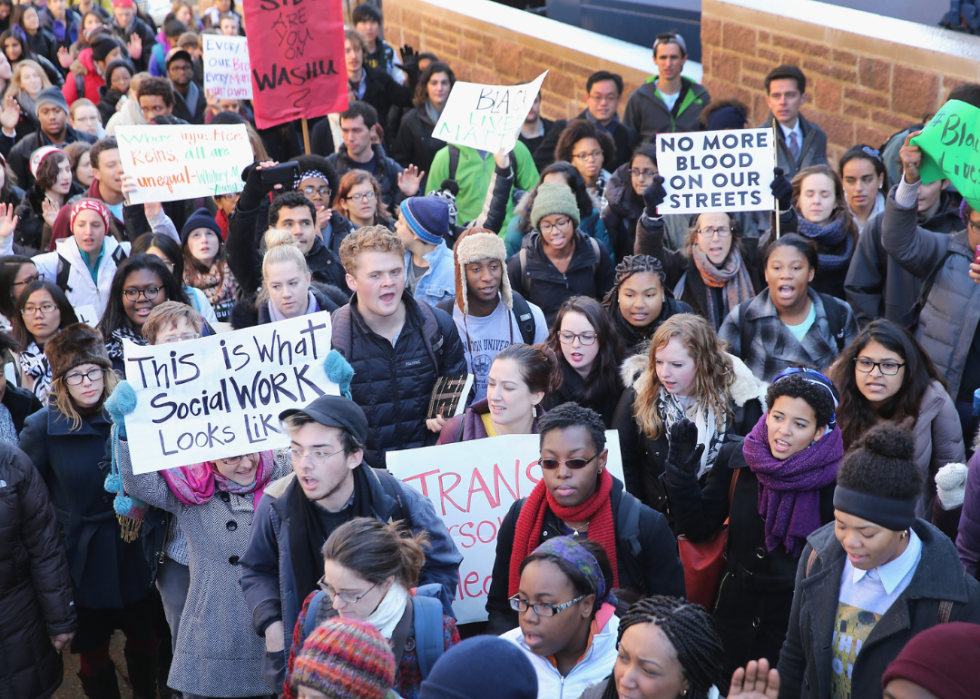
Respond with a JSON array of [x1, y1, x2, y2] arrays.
[[4, 58, 50, 133]]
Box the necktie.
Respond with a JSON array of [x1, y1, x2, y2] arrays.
[[789, 131, 801, 162]]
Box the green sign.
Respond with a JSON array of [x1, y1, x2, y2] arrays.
[[911, 99, 980, 209]]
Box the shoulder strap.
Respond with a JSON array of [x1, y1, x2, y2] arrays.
[[55, 253, 71, 293], [589, 236, 601, 275], [510, 290, 536, 345], [111, 245, 128, 265], [817, 293, 845, 352], [436, 297, 454, 315], [330, 305, 354, 360], [939, 599, 954, 624], [303, 590, 325, 638], [448, 145, 460, 181], [736, 298, 753, 356], [74, 72, 85, 100], [727, 466, 740, 508], [412, 593, 445, 679], [376, 470, 411, 527], [519, 248, 530, 291], [908, 249, 956, 332], [616, 491, 643, 558], [416, 300, 444, 374]]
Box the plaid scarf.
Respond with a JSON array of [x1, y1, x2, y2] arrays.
[[692, 244, 755, 328]]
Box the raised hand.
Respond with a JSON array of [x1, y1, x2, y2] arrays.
[[666, 418, 704, 474], [127, 33, 142, 60], [770, 167, 793, 211], [493, 148, 511, 171], [57, 46, 73, 69], [0, 202, 19, 239], [398, 165, 425, 197], [0, 96, 19, 133], [729, 659, 780, 699], [642, 176, 667, 217], [42, 197, 60, 228], [899, 131, 923, 184], [143, 201, 162, 219]]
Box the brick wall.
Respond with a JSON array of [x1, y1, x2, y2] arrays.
[[700, 0, 980, 163]]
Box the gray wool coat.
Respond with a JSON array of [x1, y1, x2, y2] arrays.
[[119, 440, 290, 698]]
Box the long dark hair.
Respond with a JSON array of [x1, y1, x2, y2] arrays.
[[133, 231, 185, 287], [182, 226, 228, 278], [517, 162, 593, 235], [828, 319, 943, 450], [97, 254, 189, 336], [547, 296, 623, 401], [0, 254, 35, 319], [11, 280, 78, 350], [413, 61, 455, 107], [625, 143, 659, 201]]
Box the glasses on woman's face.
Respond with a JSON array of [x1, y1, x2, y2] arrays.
[[558, 330, 597, 346], [696, 226, 732, 239], [538, 453, 599, 470], [122, 286, 162, 301], [853, 357, 905, 375], [12, 273, 40, 287], [629, 168, 657, 180], [572, 150, 603, 162], [539, 217, 572, 235], [345, 191, 376, 203], [21, 302, 57, 315], [509, 594, 587, 616], [215, 454, 250, 467], [317, 576, 378, 605], [300, 185, 330, 198], [64, 367, 104, 386]]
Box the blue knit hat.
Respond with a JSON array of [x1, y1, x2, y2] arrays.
[[419, 636, 537, 699], [180, 207, 223, 247], [400, 196, 449, 245]]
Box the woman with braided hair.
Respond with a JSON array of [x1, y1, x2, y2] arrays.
[[577, 596, 724, 699]]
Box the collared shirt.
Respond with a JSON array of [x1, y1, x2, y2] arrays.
[[780, 119, 804, 155], [79, 241, 105, 285], [840, 528, 922, 613]]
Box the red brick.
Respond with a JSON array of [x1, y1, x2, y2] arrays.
[[472, 67, 498, 84], [459, 39, 479, 63], [401, 30, 420, 51], [757, 48, 780, 63], [855, 124, 891, 148], [753, 93, 770, 123], [462, 28, 482, 41], [801, 41, 832, 60], [493, 40, 522, 78], [843, 103, 869, 119], [702, 16, 722, 48], [832, 49, 858, 66], [561, 61, 596, 81], [873, 109, 918, 131], [523, 48, 550, 64], [808, 111, 852, 147], [859, 57, 890, 91], [401, 10, 421, 32], [742, 57, 771, 75], [782, 53, 802, 67], [741, 74, 766, 91], [549, 71, 576, 97], [943, 76, 970, 97], [521, 60, 550, 83], [814, 79, 842, 112], [844, 86, 889, 109], [802, 59, 857, 83], [710, 49, 740, 83], [892, 65, 939, 119], [722, 22, 756, 55], [772, 35, 807, 53], [759, 30, 771, 44], [454, 64, 472, 82]]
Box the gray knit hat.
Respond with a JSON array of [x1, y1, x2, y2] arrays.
[[530, 182, 581, 231]]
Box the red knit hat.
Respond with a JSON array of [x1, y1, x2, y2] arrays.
[[881, 622, 980, 699], [291, 618, 396, 699]]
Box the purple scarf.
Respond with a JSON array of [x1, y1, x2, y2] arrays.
[[742, 415, 843, 557], [160, 452, 276, 512]]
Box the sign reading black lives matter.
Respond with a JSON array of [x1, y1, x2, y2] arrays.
[[123, 313, 338, 474], [656, 128, 776, 215]]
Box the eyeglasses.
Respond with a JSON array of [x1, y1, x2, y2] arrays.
[[215, 454, 251, 467], [288, 446, 345, 467], [854, 358, 905, 375], [159, 333, 201, 344], [318, 576, 379, 605], [572, 150, 603, 162], [64, 367, 104, 386], [696, 227, 732, 239], [588, 93, 619, 104], [169, 63, 193, 73], [629, 168, 657, 179], [539, 217, 572, 235], [300, 186, 330, 197], [21, 302, 57, 315], [558, 330, 597, 345], [345, 191, 376, 202], [538, 453, 599, 470], [12, 273, 40, 287], [122, 286, 162, 301], [509, 594, 587, 616]]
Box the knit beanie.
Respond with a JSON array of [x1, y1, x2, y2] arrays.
[[419, 636, 537, 699], [180, 207, 223, 247], [530, 182, 580, 231], [707, 104, 747, 130], [400, 196, 449, 245], [881, 622, 980, 699], [45, 323, 112, 380], [91, 36, 120, 64], [452, 228, 512, 315], [34, 87, 69, 117], [291, 618, 396, 699]]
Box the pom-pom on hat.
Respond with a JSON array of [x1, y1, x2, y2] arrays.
[[291, 618, 396, 699], [451, 227, 512, 315], [400, 196, 450, 245], [45, 323, 112, 380], [530, 182, 580, 232]]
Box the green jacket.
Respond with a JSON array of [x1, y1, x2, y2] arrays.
[[624, 75, 710, 143], [425, 142, 539, 232]]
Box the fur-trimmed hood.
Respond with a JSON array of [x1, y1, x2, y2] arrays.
[[619, 350, 768, 410]]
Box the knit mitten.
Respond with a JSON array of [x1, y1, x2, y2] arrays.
[[935, 462, 969, 510]]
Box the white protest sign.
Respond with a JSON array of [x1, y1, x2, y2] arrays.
[[656, 127, 776, 215], [204, 34, 253, 100], [116, 124, 254, 204], [432, 72, 548, 153], [146, 0, 171, 17], [123, 312, 338, 474], [73, 304, 98, 327], [387, 431, 623, 624]]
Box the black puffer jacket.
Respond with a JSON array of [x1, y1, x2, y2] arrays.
[[330, 291, 467, 469], [230, 283, 347, 330], [0, 442, 77, 699]]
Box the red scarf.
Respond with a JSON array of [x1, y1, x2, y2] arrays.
[[508, 469, 618, 596]]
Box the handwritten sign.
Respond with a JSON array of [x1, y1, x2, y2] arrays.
[[656, 128, 776, 215], [204, 35, 253, 100], [387, 431, 624, 623], [911, 99, 980, 210], [242, 0, 347, 129], [116, 124, 254, 204], [432, 72, 548, 153], [123, 312, 338, 474], [73, 304, 98, 326]]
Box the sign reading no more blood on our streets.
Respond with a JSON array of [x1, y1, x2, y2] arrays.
[[656, 128, 776, 215], [204, 34, 253, 99], [123, 312, 339, 474]]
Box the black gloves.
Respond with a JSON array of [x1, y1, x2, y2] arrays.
[[665, 418, 705, 478], [771, 167, 794, 212], [643, 176, 667, 218], [400, 45, 421, 87]]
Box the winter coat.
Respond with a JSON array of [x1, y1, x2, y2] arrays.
[[39, 6, 81, 49], [326, 142, 405, 211], [393, 105, 446, 185], [349, 65, 414, 142], [485, 476, 686, 635], [533, 110, 639, 173], [0, 441, 76, 699], [501, 610, 620, 699], [719, 288, 860, 383], [623, 76, 710, 143], [844, 189, 961, 326], [506, 229, 616, 326], [3, 124, 97, 191], [105, 95, 145, 136], [22, 27, 60, 68], [229, 283, 346, 330], [602, 163, 691, 259], [666, 438, 835, 682], [904, 380, 965, 518], [330, 292, 467, 469], [110, 16, 156, 73], [2, 384, 42, 433], [634, 213, 763, 330], [97, 86, 126, 125], [957, 448, 980, 578], [880, 190, 980, 401], [15, 182, 86, 253], [239, 466, 463, 680], [777, 519, 980, 699], [322, 211, 355, 259], [542, 360, 623, 428], [19, 406, 154, 609], [171, 83, 206, 125], [119, 441, 289, 697], [31, 236, 132, 322], [756, 112, 828, 180], [61, 48, 103, 106], [437, 398, 541, 444]]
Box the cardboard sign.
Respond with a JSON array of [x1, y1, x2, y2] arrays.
[[432, 72, 548, 153], [242, 0, 347, 129], [123, 313, 338, 474], [387, 431, 624, 624], [656, 128, 776, 215], [204, 35, 253, 100], [911, 99, 980, 210], [116, 124, 254, 204]]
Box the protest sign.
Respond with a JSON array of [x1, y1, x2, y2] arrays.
[[204, 35, 253, 100], [911, 99, 980, 210], [656, 128, 776, 215], [116, 124, 254, 204], [123, 312, 337, 474], [242, 0, 347, 129], [432, 72, 548, 153], [387, 431, 623, 623], [146, 0, 171, 16], [73, 304, 97, 326]]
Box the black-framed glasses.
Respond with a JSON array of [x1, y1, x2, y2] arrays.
[[215, 454, 252, 467], [122, 287, 162, 301], [629, 168, 657, 179], [854, 357, 905, 375], [300, 185, 330, 197], [558, 330, 597, 346], [509, 594, 587, 616], [64, 367, 104, 386], [539, 454, 599, 470], [20, 302, 56, 315], [317, 576, 379, 604], [696, 227, 732, 238], [572, 150, 603, 162], [539, 217, 572, 235]]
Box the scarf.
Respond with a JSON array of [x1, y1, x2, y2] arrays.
[[185, 259, 237, 318], [508, 469, 617, 596], [19, 340, 51, 400], [160, 451, 275, 512], [657, 388, 725, 478], [692, 244, 755, 328], [268, 289, 319, 323], [365, 583, 410, 639], [796, 215, 855, 272], [425, 99, 441, 123], [105, 325, 145, 361], [742, 415, 843, 557]]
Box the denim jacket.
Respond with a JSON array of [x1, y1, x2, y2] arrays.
[[408, 242, 456, 308]]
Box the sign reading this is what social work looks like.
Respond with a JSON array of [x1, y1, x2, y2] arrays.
[[123, 313, 338, 474], [656, 128, 776, 215]]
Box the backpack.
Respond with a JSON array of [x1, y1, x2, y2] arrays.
[[435, 290, 537, 345], [55, 245, 129, 293], [737, 291, 846, 355], [518, 237, 602, 292]]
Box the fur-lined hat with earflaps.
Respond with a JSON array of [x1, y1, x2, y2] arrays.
[[453, 228, 513, 315], [45, 323, 112, 380]]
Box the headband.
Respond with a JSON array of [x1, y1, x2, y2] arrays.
[[533, 536, 612, 606], [772, 366, 839, 428], [653, 32, 687, 55], [70, 199, 111, 233], [833, 485, 916, 532], [861, 146, 882, 162], [295, 169, 329, 191]]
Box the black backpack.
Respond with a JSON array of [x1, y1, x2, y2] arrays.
[[436, 290, 537, 345]]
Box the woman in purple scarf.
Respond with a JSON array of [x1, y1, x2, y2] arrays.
[[662, 367, 843, 687]]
